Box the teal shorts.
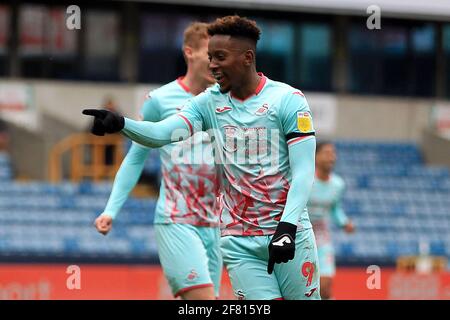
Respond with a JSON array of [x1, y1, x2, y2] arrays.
[[220, 228, 321, 300], [154, 223, 222, 297], [317, 242, 335, 277]]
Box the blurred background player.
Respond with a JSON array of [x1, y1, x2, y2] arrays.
[[94, 22, 222, 300], [84, 15, 321, 300], [307, 141, 355, 299]]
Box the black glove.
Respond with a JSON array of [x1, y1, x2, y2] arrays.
[[267, 221, 297, 274], [82, 109, 125, 136]]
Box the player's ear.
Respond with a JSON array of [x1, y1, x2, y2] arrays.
[[183, 46, 193, 60], [243, 50, 254, 67]]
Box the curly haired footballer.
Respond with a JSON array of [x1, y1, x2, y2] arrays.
[[84, 14, 321, 301]]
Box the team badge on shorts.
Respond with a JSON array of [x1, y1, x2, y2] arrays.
[[187, 269, 198, 281], [297, 112, 312, 133], [234, 289, 246, 300]]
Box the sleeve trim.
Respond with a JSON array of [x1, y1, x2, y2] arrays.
[[287, 135, 315, 146], [177, 114, 194, 136], [286, 131, 315, 141]]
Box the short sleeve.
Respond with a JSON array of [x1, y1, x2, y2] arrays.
[[279, 90, 315, 146], [140, 93, 161, 122], [178, 90, 209, 134]]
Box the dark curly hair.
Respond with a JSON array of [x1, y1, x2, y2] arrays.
[[207, 15, 261, 44]]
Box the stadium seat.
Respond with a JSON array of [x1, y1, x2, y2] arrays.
[[0, 141, 448, 265]]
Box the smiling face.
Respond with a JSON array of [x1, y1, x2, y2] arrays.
[[208, 35, 254, 93]]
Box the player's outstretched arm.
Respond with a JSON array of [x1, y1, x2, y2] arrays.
[[122, 115, 191, 148], [268, 137, 316, 274], [82, 109, 192, 148], [94, 142, 150, 236]]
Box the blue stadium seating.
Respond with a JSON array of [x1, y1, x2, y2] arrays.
[[0, 142, 449, 265], [333, 141, 450, 265], [0, 169, 159, 262], [0, 152, 12, 180]]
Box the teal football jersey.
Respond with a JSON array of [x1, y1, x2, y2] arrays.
[[179, 74, 316, 236]]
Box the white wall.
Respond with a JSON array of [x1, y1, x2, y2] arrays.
[[334, 95, 434, 142], [33, 80, 158, 131]]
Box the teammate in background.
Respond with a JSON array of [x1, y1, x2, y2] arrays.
[[307, 141, 355, 299], [84, 15, 320, 300], [93, 22, 222, 300]]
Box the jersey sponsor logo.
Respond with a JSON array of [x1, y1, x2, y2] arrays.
[[222, 125, 269, 156], [222, 125, 239, 152], [255, 103, 269, 116], [297, 112, 312, 133], [216, 106, 232, 113], [272, 235, 292, 247]]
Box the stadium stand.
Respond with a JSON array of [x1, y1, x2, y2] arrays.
[[0, 150, 160, 263], [0, 142, 449, 267], [333, 142, 450, 266]]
